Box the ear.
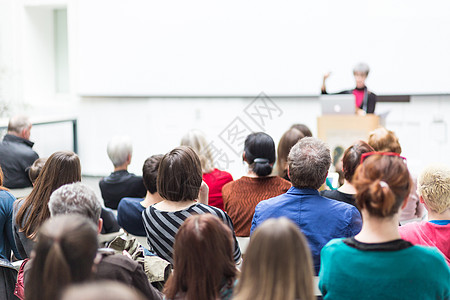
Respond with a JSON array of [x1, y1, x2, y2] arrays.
[[126, 154, 132, 164], [97, 218, 104, 234], [323, 171, 329, 184], [287, 165, 291, 180], [242, 151, 246, 162], [419, 196, 425, 204], [401, 197, 409, 209]]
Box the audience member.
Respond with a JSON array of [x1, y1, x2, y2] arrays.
[[223, 132, 291, 237], [0, 115, 39, 188], [251, 137, 362, 273], [0, 167, 21, 260], [234, 217, 314, 300], [276, 128, 304, 180], [399, 165, 450, 265], [27, 157, 46, 185], [25, 214, 98, 300], [142, 146, 241, 264], [99, 136, 146, 209], [164, 214, 237, 300], [13, 151, 80, 258], [61, 281, 146, 300], [290, 123, 313, 137], [36, 182, 162, 299], [319, 153, 450, 299], [368, 127, 424, 222], [321, 141, 374, 207], [181, 130, 233, 210], [117, 155, 164, 236]]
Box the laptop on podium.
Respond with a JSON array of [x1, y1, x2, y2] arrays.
[[320, 94, 355, 115]]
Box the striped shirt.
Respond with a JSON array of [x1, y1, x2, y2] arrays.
[[142, 203, 241, 264]]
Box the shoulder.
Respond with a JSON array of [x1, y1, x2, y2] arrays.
[[193, 203, 230, 220], [408, 245, 450, 271], [98, 252, 140, 273], [0, 190, 16, 203], [255, 192, 289, 211], [398, 221, 421, 236]]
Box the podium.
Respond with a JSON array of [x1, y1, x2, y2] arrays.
[[317, 115, 380, 151]]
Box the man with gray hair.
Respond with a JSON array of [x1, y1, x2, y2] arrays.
[[37, 182, 162, 299], [0, 115, 39, 188], [251, 137, 362, 274], [99, 136, 146, 209]]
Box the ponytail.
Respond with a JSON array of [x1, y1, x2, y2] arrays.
[[252, 158, 273, 177]]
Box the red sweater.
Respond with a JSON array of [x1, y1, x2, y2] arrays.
[[222, 176, 291, 236], [203, 169, 233, 211]]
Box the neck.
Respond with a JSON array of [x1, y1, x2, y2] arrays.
[[338, 180, 357, 194], [141, 191, 164, 208], [355, 210, 401, 243], [246, 170, 259, 178], [113, 165, 128, 172], [154, 199, 197, 212], [428, 208, 450, 221]]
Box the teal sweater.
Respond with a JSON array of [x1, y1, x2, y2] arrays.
[[319, 238, 450, 300]]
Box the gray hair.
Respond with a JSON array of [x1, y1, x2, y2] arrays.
[[49, 182, 102, 224], [353, 62, 370, 76], [8, 115, 31, 134], [107, 136, 132, 167], [288, 137, 331, 190], [180, 129, 214, 173]]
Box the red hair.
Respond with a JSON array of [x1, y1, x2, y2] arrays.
[[164, 214, 236, 300]]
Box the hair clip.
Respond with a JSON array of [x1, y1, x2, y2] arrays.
[[379, 181, 389, 188], [254, 158, 269, 164]]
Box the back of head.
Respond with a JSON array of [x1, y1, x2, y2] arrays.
[[353, 62, 370, 76], [26, 214, 98, 300], [417, 165, 450, 214], [235, 217, 314, 300], [107, 136, 132, 167], [244, 132, 276, 177], [157, 146, 202, 202], [142, 154, 164, 194], [28, 157, 48, 185], [368, 127, 402, 154], [164, 214, 236, 300], [288, 137, 331, 189], [353, 154, 411, 217], [49, 182, 102, 224], [342, 141, 374, 182], [8, 115, 31, 136], [290, 123, 313, 137], [180, 129, 215, 173], [277, 128, 305, 178], [61, 281, 146, 300], [16, 151, 81, 239]]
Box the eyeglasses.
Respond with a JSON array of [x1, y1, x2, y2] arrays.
[[360, 151, 407, 164]]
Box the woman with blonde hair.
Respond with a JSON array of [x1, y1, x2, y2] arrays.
[[13, 151, 81, 258], [181, 130, 233, 210], [233, 217, 315, 300], [319, 153, 450, 299]]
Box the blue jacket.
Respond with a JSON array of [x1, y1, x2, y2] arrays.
[[251, 187, 362, 274], [0, 190, 21, 260]]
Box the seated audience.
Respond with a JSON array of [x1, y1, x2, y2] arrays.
[[234, 217, 314, 300], [181, 129, 233, 210], [164, 214, 237, 300], [251, 137, 362, 274], [28, 156, 119, 234], [223, 132, 291, 237], [321, 141, 374, 207], [0, 167, 21, 260], [319, 153, 450, 299], [290, 123, 313, 137], [0, 115, 39, 188], [142, 146, 241, 264], [399, 165, 450, 265], [25, 182, 162, 299], [99, 136, 146, 209], [118, 155, 164, 236], [276, 128, 304, 180], [62, 282, 146, 300], [368, 127, 424, 222], [25, 215, 98, 300], [13, 151, 80, 258]]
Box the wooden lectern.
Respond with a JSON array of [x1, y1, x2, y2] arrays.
[[317, 115, 380, 150]]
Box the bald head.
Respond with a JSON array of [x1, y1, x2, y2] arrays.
[[8, 115, 32, 140]]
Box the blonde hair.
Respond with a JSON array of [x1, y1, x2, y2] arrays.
[[180, 129, 214, 173], [368, 127, 402, 154], [417, 165, 450, 214], [234, 218, 314, 300]]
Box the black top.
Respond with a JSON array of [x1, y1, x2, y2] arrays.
[[100, 208, 121, 234], [0, 134, 39, 188], [99, 170, 146, 209], [321, 86, 377, 114], [321, 189, 357, 208], [343, 237, 413, 251]]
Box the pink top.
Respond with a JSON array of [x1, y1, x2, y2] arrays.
[[399, 221, 450, 265], [202, 169, 233, 211], [352, 89, 365, 108]]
